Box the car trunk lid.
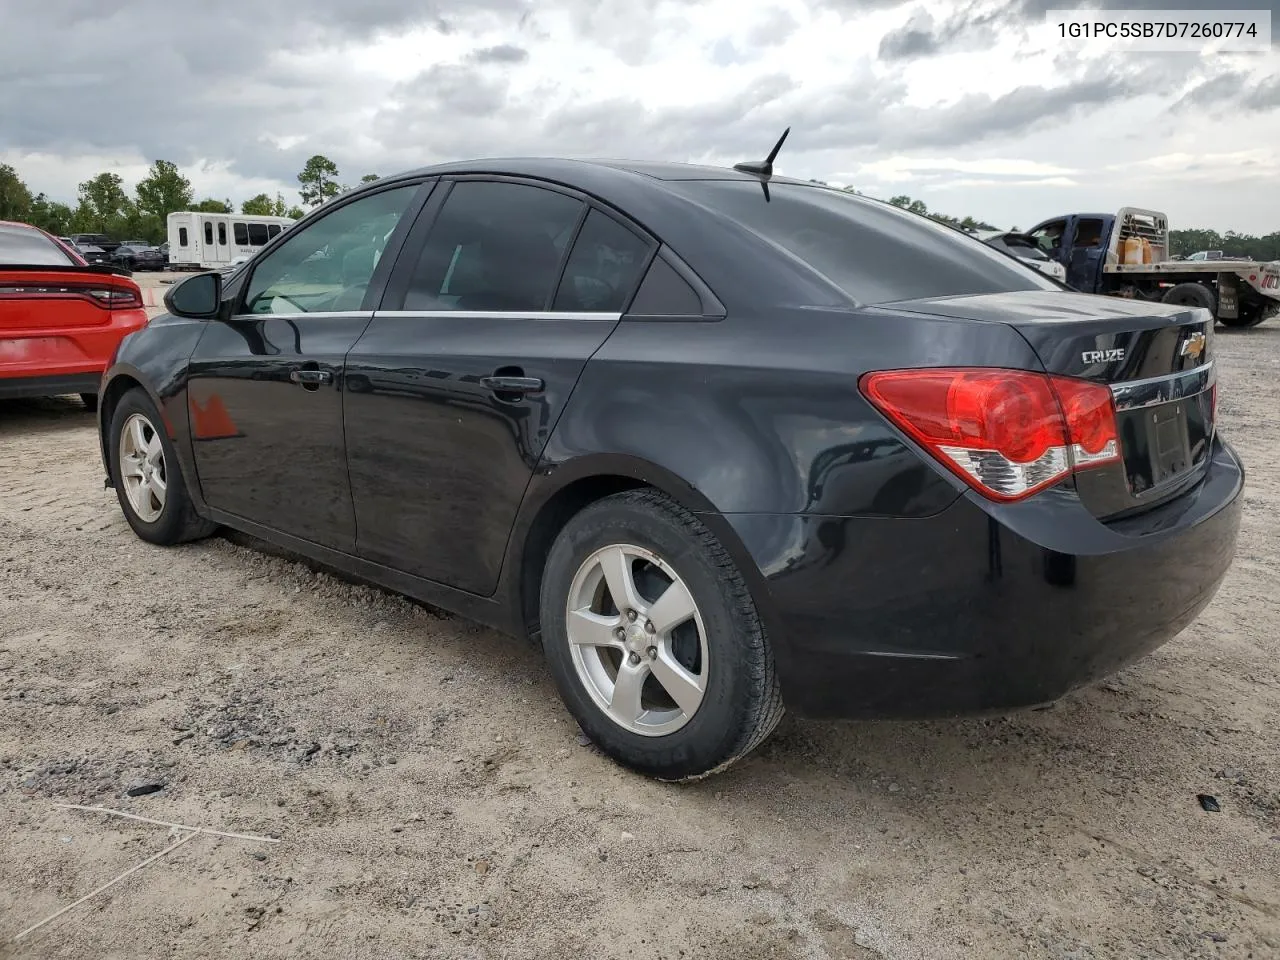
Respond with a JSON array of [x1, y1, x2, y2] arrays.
[[889, 290, 1216, 518], [0, 265, 142, 331]]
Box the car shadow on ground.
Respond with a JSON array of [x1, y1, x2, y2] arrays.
[[0, 396, 96, 435]]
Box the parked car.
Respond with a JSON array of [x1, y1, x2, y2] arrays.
[[111, 242, 167, 271], [97, 154, 1243, 781], [69, 232, 121, 253], [975, 230, 1068, 282], [72, 242, 112, 265], [0, 220, 148, 410]]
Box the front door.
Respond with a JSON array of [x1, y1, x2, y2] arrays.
[[186, 182, 427, 551], [344, 178, 657, 594], [1065, 216, 1106, 292]]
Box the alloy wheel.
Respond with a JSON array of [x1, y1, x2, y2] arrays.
[[565, 543, 709, 737], [118, 412, 167, 523]]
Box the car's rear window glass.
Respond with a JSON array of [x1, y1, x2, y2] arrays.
[[0, 225, 75, 265], [666, 181, 1056, 304]]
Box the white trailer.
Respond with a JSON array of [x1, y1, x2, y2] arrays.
[[166, 212, 295, 270]]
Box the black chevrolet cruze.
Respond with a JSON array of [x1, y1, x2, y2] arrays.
[[97, 150, 1243, 781]]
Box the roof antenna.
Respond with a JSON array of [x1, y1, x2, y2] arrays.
[[733, 127, 790, 178]]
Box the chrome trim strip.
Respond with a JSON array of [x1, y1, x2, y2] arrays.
[[1110, 361, 1215, 411], [373, 310, 622, 321], [229, 310, 374, 320]]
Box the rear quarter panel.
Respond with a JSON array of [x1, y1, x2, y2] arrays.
[[527, 305, 1042, 572]]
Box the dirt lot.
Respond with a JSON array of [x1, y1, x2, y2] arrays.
[[1, 303, 1278, 959]]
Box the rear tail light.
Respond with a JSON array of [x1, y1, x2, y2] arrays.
[[0, 282, 142, 309], [859, 368, 1120, 502]]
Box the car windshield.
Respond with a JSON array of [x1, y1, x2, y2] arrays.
[[0, 224, 76, 265], [999, 236, 1050, 260], [666, 180, 1057, 304]]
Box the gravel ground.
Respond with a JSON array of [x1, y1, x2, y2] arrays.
[[1, 306, 1278, 959]]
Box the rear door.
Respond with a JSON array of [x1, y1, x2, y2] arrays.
[[186, 181, 428, 550], [344, 177, 657, 594]]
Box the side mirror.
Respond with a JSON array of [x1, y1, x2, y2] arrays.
[[163, 271, 223, 319]]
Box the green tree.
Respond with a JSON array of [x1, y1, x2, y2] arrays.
[[286, 205, 305, 220], [134, 159, 193, 222], [298, 154, 341, 207], [74, 172, 131, 233], [192, 198, 233, 213], [28, 193, 74, 235], [241, 193, 275, 216], [242, 192, 292, 216], [0, 163, 34, 221], [360, 173, 380, 184]]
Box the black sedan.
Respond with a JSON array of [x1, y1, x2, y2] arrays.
[[111, 242, 167, 271], [96, 150, 1243, 781]]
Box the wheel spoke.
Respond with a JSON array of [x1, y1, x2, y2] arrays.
[[145, 433, 163, 465], [120, 455, 144, 480], [598, 545, 644, 614], [149, 471, 167, 497], [567, 607, 623, 649], [650, 649, 705, 716], [647, 579, 696, 635], [128, 416, 149, 455], [608, 661, 648, 724]]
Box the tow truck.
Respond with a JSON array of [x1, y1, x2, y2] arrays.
[[1025, 208, 1280, 328]]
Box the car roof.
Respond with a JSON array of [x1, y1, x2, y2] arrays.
[[386, 157, 813, 186]]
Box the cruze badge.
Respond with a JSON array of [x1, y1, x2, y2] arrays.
[[1180, 331, 1206, 360], [1081, 348, 1125, 364]]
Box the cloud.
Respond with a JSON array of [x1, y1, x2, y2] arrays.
[[1, 0, 1278, 235], [467, 43, 530, 64]]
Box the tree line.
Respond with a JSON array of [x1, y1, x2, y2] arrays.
[[0, 154, 377, 245]]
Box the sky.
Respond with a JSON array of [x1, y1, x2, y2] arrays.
[[2, 0, 1278, 233]]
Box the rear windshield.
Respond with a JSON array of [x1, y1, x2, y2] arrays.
[[0, 224, 76, 265], [666, 181, 1057, 304]]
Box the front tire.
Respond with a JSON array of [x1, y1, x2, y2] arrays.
[[108, 388, 216, 545], [539, 489, 784, 781]]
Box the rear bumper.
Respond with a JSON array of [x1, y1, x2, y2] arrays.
[[0, 308, 148, 398], [0, 371, 102, 399], [731, 436, 1244, 719]]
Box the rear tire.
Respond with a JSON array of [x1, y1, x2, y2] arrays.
[[108, 387, 216, 546], [539, 489, 784, 781], [80, 393, 98, 412], [1160, 282, 1216, 315], [1218, 301, 1269, 329]]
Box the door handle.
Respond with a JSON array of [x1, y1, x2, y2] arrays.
[[289, 369, 332, 386], [480, 375, 544, 395]]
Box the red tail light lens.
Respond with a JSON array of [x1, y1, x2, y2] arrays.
[[859, 368, 1120, 502]]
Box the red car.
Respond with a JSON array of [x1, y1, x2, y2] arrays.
[[1, 220, 148, 410]]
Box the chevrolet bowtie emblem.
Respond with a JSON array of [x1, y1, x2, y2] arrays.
[[1180, 331, 1206, 360]]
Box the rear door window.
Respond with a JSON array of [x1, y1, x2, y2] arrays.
[[552, 209, 655, 313], [667, 181, 1055, 304], [403, 180, 584, 312]]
